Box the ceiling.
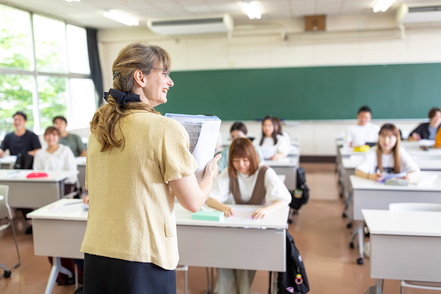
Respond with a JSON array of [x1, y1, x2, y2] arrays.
[[1, 0, 440, 29]]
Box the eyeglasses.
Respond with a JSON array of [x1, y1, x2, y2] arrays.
[[152, 67, 169, 77], [380, 134, 397, 140]]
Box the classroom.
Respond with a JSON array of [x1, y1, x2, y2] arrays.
[[0, 0, 441, 293]]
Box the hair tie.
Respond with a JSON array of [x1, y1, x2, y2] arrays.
[[112, 71, 120, 79], [103, 89, 141, 106]]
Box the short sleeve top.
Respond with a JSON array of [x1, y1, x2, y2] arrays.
[[356, 147, 420, 175], [80, 111, 198, 270]]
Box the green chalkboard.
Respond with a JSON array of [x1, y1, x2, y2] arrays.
[[156, 63, 441, 121]]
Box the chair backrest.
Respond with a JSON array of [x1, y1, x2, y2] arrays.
[[0, 185, 11, 220], [389, 202, 441, 212]]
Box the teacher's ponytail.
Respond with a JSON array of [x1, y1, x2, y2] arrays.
[[90, 43, 171, 152]]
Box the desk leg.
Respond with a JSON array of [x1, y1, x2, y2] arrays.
[[357, 221, 364, 264], [364, 279, 383, 294], [45, 257, 61, 294]]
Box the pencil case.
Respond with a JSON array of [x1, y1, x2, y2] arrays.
[[26, 172, 49, 178], [353, 145, 370, 152], [385, 179, 409, 186]]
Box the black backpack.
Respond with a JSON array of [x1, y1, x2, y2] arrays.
[[289, 167, 309, 210], [274, 231, 309, 294], [14, 153, 34, 169]]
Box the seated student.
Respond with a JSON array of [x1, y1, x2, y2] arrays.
[[217, 122, 264, 172], [207, 138, 291, 294], [259, 115, 290, 160], [273, 117, 291, 144], [53, 116, 86, 157], [34, 127, 78, 194], [347, 106, 380, 147], [0, 111, 41, 158], [355, 124, 420, 182], [409, 107, 441, 141]]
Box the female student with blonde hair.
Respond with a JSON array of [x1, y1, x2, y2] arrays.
[[80, 43, 221, 294], [207, 138, 291, 294], [355, 124, 420, 182], [259, 115, 290, 160]]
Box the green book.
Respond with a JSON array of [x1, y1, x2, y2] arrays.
[[191, 210, 224, 221]]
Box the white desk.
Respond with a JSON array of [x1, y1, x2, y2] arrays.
[[28, 200, 289, 294], [263, 156, 299, 191], [0, 170, 78, 208], [362, 209, 441, 294], [75, 157, 86, 189], [0, 156, 17, 169], [404, 146, 441, 158], [350, 172, 441, 264]]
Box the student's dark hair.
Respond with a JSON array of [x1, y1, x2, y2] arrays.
[[228, 138, 260, 178], [273, 117, 283, 136], [230, 122, 247, 135], [90, 43, 171, 152], [376, 124, 401, 173], [259, 115, 278, 146], [428, 107, 441, 119], [53, 116, 67, 124], [358, 106, 372, 114], [44, 126, 60, 137], [13, 111, 27, 121]]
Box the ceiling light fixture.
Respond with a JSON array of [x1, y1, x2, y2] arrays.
[[241, 1, 261, 19], [373, 0, 396, 12], [103, 9, 139, 26], [65, 0, 80, 2]]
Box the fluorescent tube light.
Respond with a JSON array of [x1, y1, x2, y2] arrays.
[[103, 9, 139, 26], [242, 1, 261, 19], [373, 0, 396, 12], [65, 0, 80, 2]]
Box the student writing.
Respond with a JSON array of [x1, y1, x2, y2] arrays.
[[408, 107, 441, 141], [207, 138, 290, 294], [259, 115, 290, 160], [355, 124, 420, 182], [217, 122, 264, 172]]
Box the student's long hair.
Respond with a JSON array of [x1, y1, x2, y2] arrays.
[[90, 43, 171, 152], [259, 116, 278, 146], [228, 138, 260, 178], [376, 124, 401, 173], [273, 117, 283, 136]]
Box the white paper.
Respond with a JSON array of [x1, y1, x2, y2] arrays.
[[165, 113, 221, 181], [225, 206, 260, 221], [49, 201, 83, 213], [417, 174, 438, 186]]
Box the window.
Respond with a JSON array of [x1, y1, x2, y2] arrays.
[[0, 4, 96, 136]]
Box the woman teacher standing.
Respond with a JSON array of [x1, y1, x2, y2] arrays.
[[81, 43, 221, 294]]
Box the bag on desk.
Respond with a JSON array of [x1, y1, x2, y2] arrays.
[[14, 153, 34, 169], [289, 167, 309, 211], [276, 231, 309, 294]]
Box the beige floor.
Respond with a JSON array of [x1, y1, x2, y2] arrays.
[[0, 163, 434, 293]]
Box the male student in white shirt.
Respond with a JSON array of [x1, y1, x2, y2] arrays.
[[347, 106, 380, 147]]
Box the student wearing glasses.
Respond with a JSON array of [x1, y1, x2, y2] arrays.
[[207, 138, 291, 294], [347, 106, 380, 147], [355, 124, 420, 182]]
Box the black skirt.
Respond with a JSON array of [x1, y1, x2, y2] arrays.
[[83, 253, 176, 294]]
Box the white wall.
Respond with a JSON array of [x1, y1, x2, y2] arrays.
[[96, 14, 441, 156]]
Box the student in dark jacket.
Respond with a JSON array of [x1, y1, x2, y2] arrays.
[[408, 107, 441, 141], [0, 111, 41, 158]]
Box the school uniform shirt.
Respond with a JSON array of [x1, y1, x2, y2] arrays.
[[356, 147, 420, 174], [209, 164, 291, 205], [59, 133, 86, 157], [33, 144, 78, 184], [81, 111, 198, 270], [260, 135, 290, 159], [0, 130, 41, 155], [347, 122, 380, 147]]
